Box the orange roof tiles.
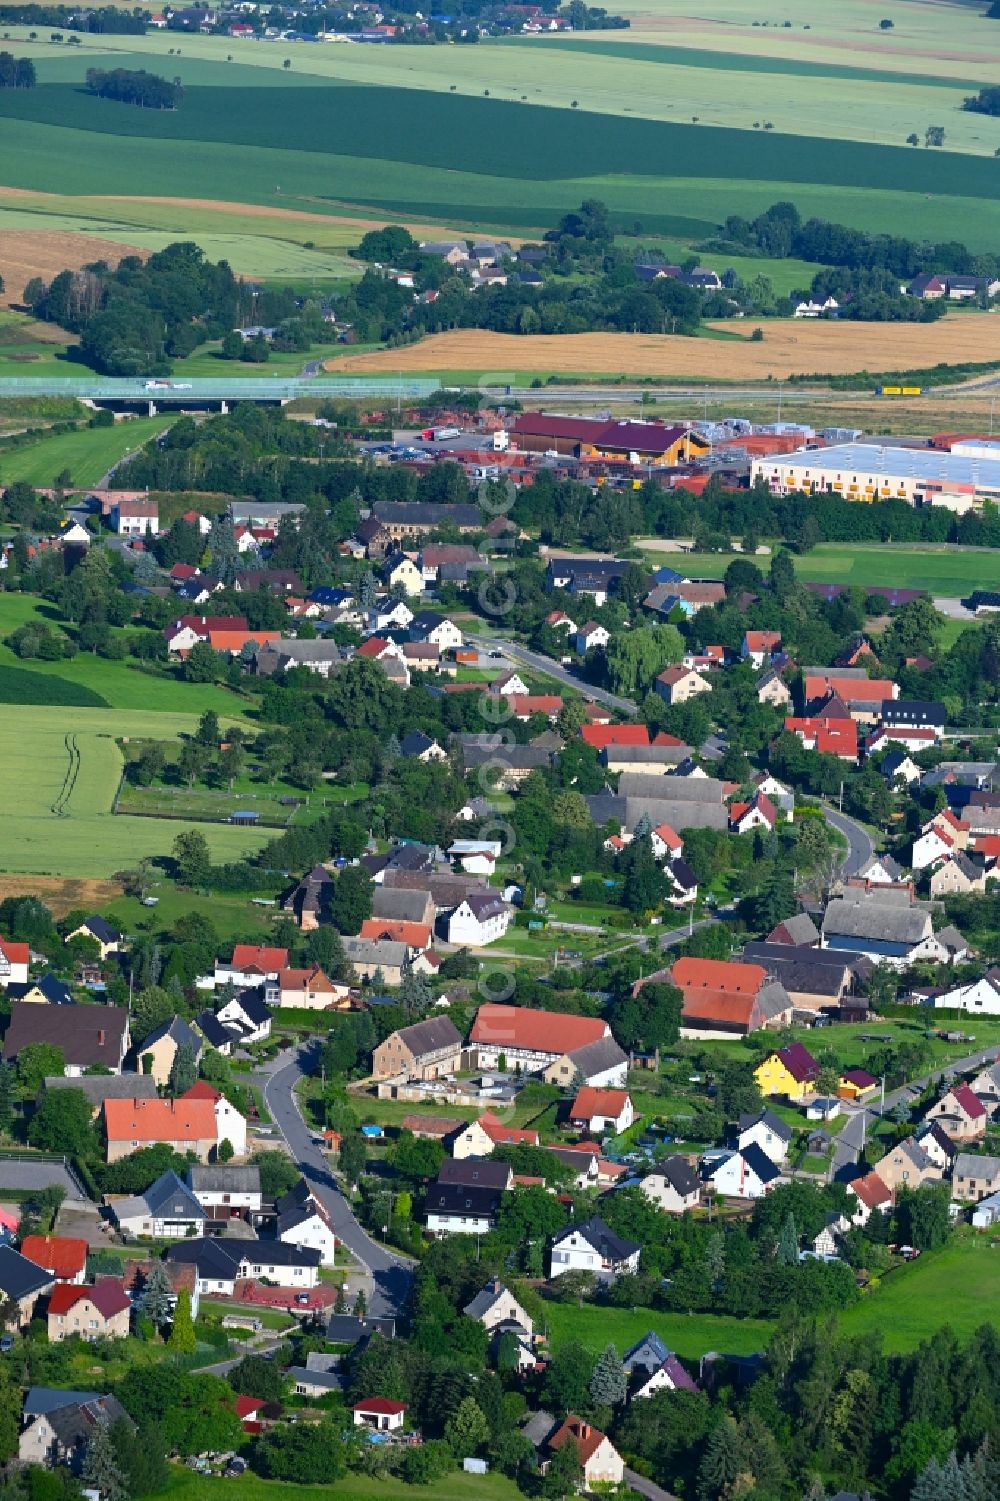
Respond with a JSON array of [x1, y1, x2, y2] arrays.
[[104, 1097, 217, 1143], [570, 1087, 630, 1120], [470, 1004, 608, 1054], [20, 1234, 87, 1280], [232, 945, 289, 972]]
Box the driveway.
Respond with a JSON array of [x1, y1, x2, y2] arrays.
[[257, 1044, 413, 1321]]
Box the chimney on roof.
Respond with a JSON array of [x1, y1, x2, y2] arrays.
[[576, 1422, 590, 1440], [98, 1029, 106, 1046]]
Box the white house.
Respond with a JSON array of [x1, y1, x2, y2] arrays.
[[569, 1087, 634, 1135], [411, 613, 464, 651], [491, 670, 530, 698], [650, 823, 683, 861], [181, 1083, 248, 1159], [216, 989, 272, 1044], [447, 839, 502, 876], [912, 826, 958, 870], [214, 944, 289, 989], [166, 1238, 320, 1295], [446, 892, 512, 947], [701, 1146, 780, 1200], [113, 499, 159, 537], [549, 1216, 640, 1280], [737, 1109, 793, 1164], [276, 1183, 338, 1265], [639, 1157, 701, 1214], [923, 975, 1000, 1016], [187, 1165, 262, 1214], [463, 1278, 534, 1335], [108, 1170, 208, 1240], [575, 622, 610, 655], [0, 938, 29, 988]]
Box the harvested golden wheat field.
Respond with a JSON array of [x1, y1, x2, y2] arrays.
[[0, 231, 148, 305], [327, 317, 1000, 379]]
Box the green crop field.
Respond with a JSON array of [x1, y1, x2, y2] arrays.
[[649, 542, 1000, 597], [0, 414, 175, 488], [0, 705, 268, 877], [0, 13, 999, 254]]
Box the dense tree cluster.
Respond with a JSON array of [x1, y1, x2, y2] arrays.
[[84, 66, 182, 108], [0, 51, 35, 87]]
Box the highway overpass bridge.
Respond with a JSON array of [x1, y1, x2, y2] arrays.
[[0, 376, 442, 411]]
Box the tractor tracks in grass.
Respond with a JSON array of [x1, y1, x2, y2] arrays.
[[51, 732, 81, 818]]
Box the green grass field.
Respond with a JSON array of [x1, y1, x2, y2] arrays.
[[0, 705, 268, 876], [539, 1233, 1000, 1361], [649, 542, 1000, 597], [0, 414, 174, 488], [150, 1464, 524, 1501]]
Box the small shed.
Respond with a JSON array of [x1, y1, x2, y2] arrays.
[[229, 810, 260, 826]]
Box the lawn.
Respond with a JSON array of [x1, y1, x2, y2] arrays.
[[539, 1295, 773, 1362], [0, 704, 269, 877], [107, 885, 285, 945], [650, 543, 1000, 598], [150, 1464, 525, 1501], [0, 413, 174, 487], [838, 1233, 1000, 1351]]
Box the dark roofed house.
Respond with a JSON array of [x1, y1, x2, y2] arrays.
[[425, 1182, 502, 1234], [0, 1246, 55, 1328], [550, 1215, 641, 1280], [3, 1002, 129, 1074]]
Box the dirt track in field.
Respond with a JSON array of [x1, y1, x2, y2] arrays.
[[325, 317, 1000, 379], [0, 230, 148, 305], [0, 873, 122, 915]]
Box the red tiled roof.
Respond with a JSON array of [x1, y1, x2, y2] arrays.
[[181, 1081, 222, 1102], [353, 1398, 407, 1415], [549, 1415, 614, 1466], [235, 1396, 263, 1418], [231, 945, 289, 971], [470, 1004, 608, 1053], [0, 939, 29, 966], [850, 1170, 892, 1209], [581, 724, 650, 749], [804, 674, 897, 703], [673, 957, 767, 994], [570, 1087, 630, 1120], [47, 1280, 130, 1319], [20, 1235, 87, 1279], [950, 1082, 987, 1120], [359, 919, 432, 948], [478, 1112, 539, 1147]]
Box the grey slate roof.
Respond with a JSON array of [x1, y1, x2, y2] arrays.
[[617, 772, 725, 803], [566, 1036, 629, 1080], [622, 1330, 671, 1375], [822, 900, 931, 944], [188, 1165, 261, 1194], [463, 1279, 519, 1321], [954, 1151, 1000, 1180], [24, 1388, 100, 1418], [623, 796, 729, 833], [739, 1108, 793, 1143], [0, 1245, 55, 1299], [342, 937, 409, 970], [44, 1074, 158, 1105], [139, 1014, 203, 1057], [371, 887, 433, 923], [775, 913, 820, 945], [551, 1214, 640, 1262], [437, 1158, 512, 1190], [653, 1155, 701, 1197], [394, 1015, 463, 1058], [288, 1365, 343, 1391]]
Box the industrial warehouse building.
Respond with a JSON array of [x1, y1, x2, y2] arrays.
[[511, 414, 710, 465], [750, 443, 1000, 511]]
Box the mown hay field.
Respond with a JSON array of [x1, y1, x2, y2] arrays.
[[327, 316, 1000, 380], [0, 229, 147, 306]]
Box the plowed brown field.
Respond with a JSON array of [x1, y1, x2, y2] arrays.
[[325, 318, 1000, 379], [0, 873, 122, 916]]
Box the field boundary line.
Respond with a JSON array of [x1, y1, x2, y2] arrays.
[[50, 732, 80, 818]]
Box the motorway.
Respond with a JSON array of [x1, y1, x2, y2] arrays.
[[258, 1041, 413, 1321]]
